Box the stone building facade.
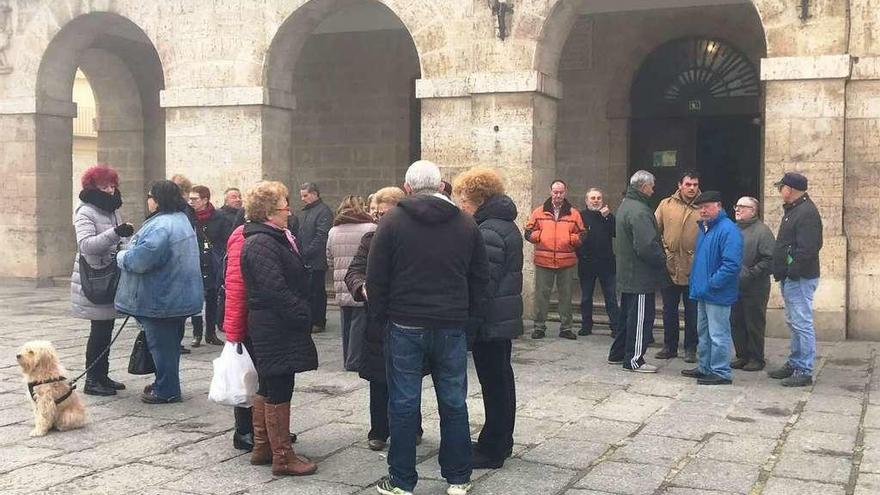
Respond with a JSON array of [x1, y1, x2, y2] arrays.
[[0, 0, 876, 340]]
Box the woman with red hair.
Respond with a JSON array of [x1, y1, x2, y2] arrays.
[[71, 164, 134, 396]]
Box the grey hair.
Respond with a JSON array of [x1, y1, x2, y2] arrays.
[[742, 196, 759, 209], [405, 160, 442, 194], [586, 187, 604, 197], [629, 170, 655, 188], [300, 182, 320, 196]]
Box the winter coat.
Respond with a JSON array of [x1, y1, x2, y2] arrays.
[[366, 193, 490, 329], [115, 211, 204, 318], [655, 191, 700, 285], [222, 225, 247, 342], [689, 209, 743, 306], [737, 217, 775, 295], [473, 194, 523, 341], [295, 199, 333, 271], [577, 208, 615, 271], [615, 186, 671, 294], [196, 206, 230, 290], [71, 190, 126, 321], [772, 193, 823, 282], [327, 216, 376, 307], [524, 198, 585, 269], [241, 222, 318, 376]]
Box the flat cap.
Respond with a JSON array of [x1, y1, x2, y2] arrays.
[[774, 172, 808, 191], [693, 190, 722, 205]]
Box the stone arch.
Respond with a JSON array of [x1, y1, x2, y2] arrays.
[[261, 0, 424, 206], [29, 12, 164, 279]]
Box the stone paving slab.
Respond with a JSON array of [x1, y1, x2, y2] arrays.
[[0, 285, 879, 494]]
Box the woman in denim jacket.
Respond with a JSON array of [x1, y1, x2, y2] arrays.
[[115, 180, 204, 404]]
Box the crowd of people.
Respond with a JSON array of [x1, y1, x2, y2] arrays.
[[68, 159, 822, 495]]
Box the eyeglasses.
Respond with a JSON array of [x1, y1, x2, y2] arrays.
[[734, 204, 755, 209], [188, 197, 202, 203]]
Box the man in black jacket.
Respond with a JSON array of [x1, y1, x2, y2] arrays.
[[295, 182, 333, 333], [577, 187, 620, 337], [767, 172, 823, 387], [367, 160, 488, 495]]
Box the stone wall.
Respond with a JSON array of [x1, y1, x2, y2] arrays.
[[288, 28, 420, 208]]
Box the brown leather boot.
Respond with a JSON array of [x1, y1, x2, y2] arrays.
[[250, 395, 271, 465], [264, 401, 317, 476]]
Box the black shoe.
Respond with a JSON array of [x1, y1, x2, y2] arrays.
[[179, 346, 191, 355], [768, 363, 794, 379], [742, 360, 765, 372], [143, 383, 154, 395], [291, 432, 298, 444], [655, 349, 678, 360], [100, 376, 126, 390], [531, 329, 546, 339], [205, 334, 224, 346], [681, 367, 706, 379], [577, 328, 592, 336], [191, 336, 202, 348], [697, 374, 732, 385], [781, 372, 813, 387], [141, 391, 182, 404], [233, 431, 254, 451], [84, 379, 117, 396], [559, 330, 577, 340], [471, 449, 504, 469], [730, 358, 747, 369], [683, 350, 697, 363]]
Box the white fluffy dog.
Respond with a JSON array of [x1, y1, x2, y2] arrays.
[[16, 341, 87, 436]]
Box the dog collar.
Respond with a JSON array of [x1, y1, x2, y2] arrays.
[[27, 376, 74, 405]]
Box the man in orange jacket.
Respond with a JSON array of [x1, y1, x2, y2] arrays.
[[525, 180, 586, 340]]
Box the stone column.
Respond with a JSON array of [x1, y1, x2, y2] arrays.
[[416, 71, 562, 317], [161, 87, 294, 194], [760, 55, 850, 341]]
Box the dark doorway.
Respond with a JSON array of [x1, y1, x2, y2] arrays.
[[629, 38, 761, 209]]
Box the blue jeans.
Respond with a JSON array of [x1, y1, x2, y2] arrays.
[[696, 301, 733, 380], [138, 316, 183, 400], [782, 278, 819, 375], [385, 322, 471, 491]]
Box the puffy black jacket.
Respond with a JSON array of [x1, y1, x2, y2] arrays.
[[473, 194, 523, 341], [295, 199, 333, 271], [241, 222, 318, 376], [345, 231, 384, 382], [772, 193, 823, 281], [366, 194, 490, 329]]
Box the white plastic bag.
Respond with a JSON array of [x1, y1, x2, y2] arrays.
[[209, 342, 258, 407]]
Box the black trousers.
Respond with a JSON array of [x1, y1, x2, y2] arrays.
[[308, 270, 327, 329], [661, 284, 698, 352], [609, 293, 655, 370], [258, 373, 295, 405], [731, 283, 770, 363], [367, 379, 423, 442], [472, 339, 516, 459], [578, 263, 621, 334], [86, 319, 115, 380], [194, 288, 218, 338]]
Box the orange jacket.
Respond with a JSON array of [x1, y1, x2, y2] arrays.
[[524, 199, 586, 269]]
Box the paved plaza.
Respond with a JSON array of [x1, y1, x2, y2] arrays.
[[1, 283, 879, 495]]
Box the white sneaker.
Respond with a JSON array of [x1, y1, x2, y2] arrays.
[[447, 482, 473, 495], [629, 363, 658, 373]]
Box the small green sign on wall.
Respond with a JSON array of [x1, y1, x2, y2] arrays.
[[653, 150, 678, 168]]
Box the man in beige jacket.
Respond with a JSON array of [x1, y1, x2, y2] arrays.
[[655, 171, 700, 363]]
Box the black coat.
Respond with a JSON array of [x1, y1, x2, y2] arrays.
[[366, 194, 490, 329], [577, 208, 615, 271], [241, 222, 318, 376], [473, 195, 523, 341], [197, 208, 232, 289], [295, 199, 333, 271], [772, 193, 823, 282]]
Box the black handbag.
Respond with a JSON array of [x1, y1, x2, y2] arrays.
[[79, 254, 120, 305], [128, 329, 156, 375]]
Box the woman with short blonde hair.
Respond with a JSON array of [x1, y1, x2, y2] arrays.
[[244, 181, 289, 223], [452, 167, 505, 215]]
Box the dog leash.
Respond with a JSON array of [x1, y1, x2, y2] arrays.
[[67, 315, 131, 388]]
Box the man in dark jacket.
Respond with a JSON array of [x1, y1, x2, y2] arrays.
[[731, 196, 775, 371], [367, 160, 489, 495], [608, 170, 670, 373], [680, 191, 742, 386], [577, 187, 620, 336], [295, 182, 334, 333], [768, 172, 823, 387]]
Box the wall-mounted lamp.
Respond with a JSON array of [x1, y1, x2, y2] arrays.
[[797, 0, 812, 22], [488, 0, 514, 41]]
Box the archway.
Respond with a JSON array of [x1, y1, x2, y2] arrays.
[[35, 12, 164, 279], [630, 37, 762, 209], [263, 0, 421, 208]]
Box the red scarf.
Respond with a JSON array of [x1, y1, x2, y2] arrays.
[[195, 202, 215, 224]]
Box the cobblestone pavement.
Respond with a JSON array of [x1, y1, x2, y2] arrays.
[[1, 284, 880, 494]]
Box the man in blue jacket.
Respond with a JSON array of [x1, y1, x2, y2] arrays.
[[681, 191, 743, 385]]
